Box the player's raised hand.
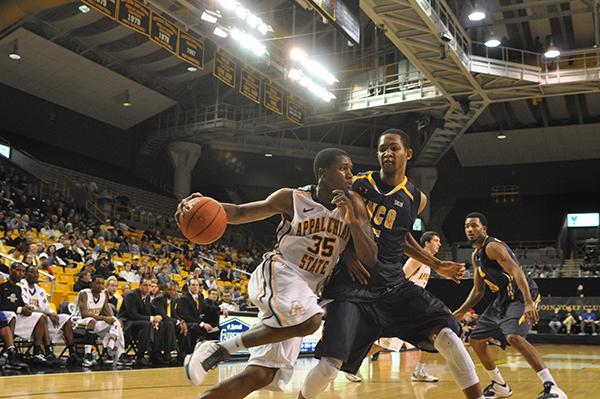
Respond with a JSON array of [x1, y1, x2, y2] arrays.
[[436, 261, 465, 284], [331, 189, 356, 225], [174, 193, 204, 225]]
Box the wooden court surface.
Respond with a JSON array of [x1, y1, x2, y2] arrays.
[[0, 344, 595, 398]]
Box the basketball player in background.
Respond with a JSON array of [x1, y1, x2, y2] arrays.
[[299, 130, 484, 399], [177, 148, 378, 398], [455, 213, 567, 399]]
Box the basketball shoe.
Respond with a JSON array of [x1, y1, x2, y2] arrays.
[[536, 382, 567, 399], [483, 381, 513, 398], [184, 341, 230, 386]]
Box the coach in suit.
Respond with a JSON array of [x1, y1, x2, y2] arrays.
[[152, 282, 187, 359], [177, 278, 219, 350], [118, 276, 175, 365]]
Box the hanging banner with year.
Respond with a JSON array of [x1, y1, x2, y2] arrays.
[[177, 31, 204, 70], [213, 51, 236, 88], [287, 95, 304, 125], [240, 67, 262, 104], [118, 0, 150, 36], [150, 12, 179, 55], [264, 82, 284, 115], [81, 0, 118, 19]]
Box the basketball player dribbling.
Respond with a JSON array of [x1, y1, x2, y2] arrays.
[[177, 148, 378, 399]]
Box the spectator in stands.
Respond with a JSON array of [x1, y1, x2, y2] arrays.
[[131, 255, 141, 270], [38, 253, 53, 276], [95, 253, 114, 279], [8, 228, 28, 248], [149, 278, 160, 301], [157, 268, 172, 286], [219, 291, 239, 313], [57, 239, 82, 264], [205, 274, 217, 291], [8, 213, 27, 230], [0, 262, 50, 366], [205, 288, 219, 307], [74, 271, 93, 292], [177, 277, 218, 350], [580, 306, 598, 335], [563, 305, 580, 334], [219, 263, 234, 282], [168, 257, 181, 275], [45, 244, 62, 266], [118, 276, 176, 365], [121, 283, 131, 298], [106, 276, 122, 312], [240, 296, 257, 312], [548, 307, 564, 334], [119, 262, 140, 283], [152, 281, 187, 360]]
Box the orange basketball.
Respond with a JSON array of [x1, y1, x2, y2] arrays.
[[178, 196, 227, 245]]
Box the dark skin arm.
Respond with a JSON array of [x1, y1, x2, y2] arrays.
[[453, 267, 486, 320], [404, 233, 464, 283], [486, 242, 540, 324], [79, 292, 115, 324]]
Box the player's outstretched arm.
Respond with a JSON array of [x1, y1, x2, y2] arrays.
[[176, 189, 293, 226], [453, 269, 485, 320], [486, 242, 539, 324], [404, 233, 464, 283]]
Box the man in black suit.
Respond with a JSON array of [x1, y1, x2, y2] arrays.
[[118, 276, 176, 365], [152, 282, 187, 360], [177, 278, 219, 350]]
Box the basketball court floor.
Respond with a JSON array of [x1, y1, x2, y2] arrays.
[[0, 344, 595, 398]]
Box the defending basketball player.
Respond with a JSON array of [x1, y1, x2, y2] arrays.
[[299, 130, 484, 399], [177, 148, 378, 398], [454, 213, 567, 399]]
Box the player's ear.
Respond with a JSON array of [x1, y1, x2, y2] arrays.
[[406, 148, 413, 161]]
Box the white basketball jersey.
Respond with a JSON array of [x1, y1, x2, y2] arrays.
[[409, 264, 431, 288], [271, 186, 351, 291], [73, 288, 106, 318], [20, 281, 52, 314]]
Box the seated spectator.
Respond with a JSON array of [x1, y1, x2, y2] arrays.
[[106, 276, 122, 312], [8, 213, 27, 230], [239, 296, 257, 312], [205, 288, 219, 307], [157, 268, 172, 286], [205, 274, 217, 291], [21, 265, 78, 364], [220, 291, 240, 313], [8, 229, 28, 249], [580, 306, 598, 335], [74, 271, 93, 292], [168, 257, 181, 275], [219, 264, 234, 282], [119, 262, 140, 283], [95, 253, 114, 279], [121, 283, 131, 298], [57, 239, 82, 264], [45, 244, 64, 266], [177, 278, 220, 347], [131, 255, 141, 270], [563, 305, 580, 334], [152, 282, 188, 360], [548, 307, 564, 334], [71, 275, 130, 367], [118, 277, 176, 365], [0, 262, 51, 366]]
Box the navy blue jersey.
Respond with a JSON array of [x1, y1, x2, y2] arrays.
[[473, 236, 538, 304], [353, 171, 422, 265], [323, 171, 421, 299]]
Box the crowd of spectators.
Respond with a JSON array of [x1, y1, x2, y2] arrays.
[[0, 161, 262, 370], [548, 305, 599, 336]]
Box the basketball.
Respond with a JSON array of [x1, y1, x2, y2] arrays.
[[178, 196, 227, 245]]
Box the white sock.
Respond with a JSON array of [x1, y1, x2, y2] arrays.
[[221, 334, 246, 355], [537, 368, 556, 385], [301, 357, 341, 399], [84, 345, 92, 355], [486, 367, 506, 385]]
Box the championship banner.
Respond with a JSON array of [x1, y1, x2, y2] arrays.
[[310, 0, 335, 20], [177, 31, 204, 70], [213, 51, 236, 88], [150, 12, 178, 55], [118, 0, 151, 37], [286, 95, 304, 125], [82, 0, 118, 19], [264, 82, 284, 115], [240, 66, 261, 104]]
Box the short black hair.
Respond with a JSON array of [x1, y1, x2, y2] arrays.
[[379, 128, 411, 149], [10, 262, 24, 270], [466, 212, 488, 226], [313, 148, 350, 181], [420, 231, 440, 246]]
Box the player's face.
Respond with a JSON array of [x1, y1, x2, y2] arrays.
[[25, 267, 39, 284], [92, 278, 104, 294], [322, 155, 353, 193], [464, 218, 486, 243], [426, 235, 442, 255], [377, 134, 412, 174]]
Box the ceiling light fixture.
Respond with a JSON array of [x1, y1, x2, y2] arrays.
[[497, 132, 507, 140], [187, 66, 198, 72], [213, 26, 228, 38], [8, 40, 20, 60], [485, 38, 501, 48], [468, 10, 486, 21], [264, 153, 273, 157], [201, 10, 220, 24], [544, 42, 560, 58], [123, 90, 133, 107], [78, 4, 91, 13]]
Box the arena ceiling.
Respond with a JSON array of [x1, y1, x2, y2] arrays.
[[0, 0, 599, 169]]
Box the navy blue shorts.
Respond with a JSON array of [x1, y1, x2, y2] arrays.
[[0, 311, 8, 328]]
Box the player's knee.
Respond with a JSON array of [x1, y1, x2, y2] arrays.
[[506, 334, 524, 346], [298, 314, 322, 336], [36, 315, 47, 327], [245, 366, 277, 388], [319, 357, 341, 379]]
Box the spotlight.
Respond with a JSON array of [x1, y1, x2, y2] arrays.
[[218, 0, 238, 10], [485, 38, 501, 48], [497, 132, 507, 140], [287, 68, 302, 81], [264, 153, 273, 157], [290, 48, 307, 61], [201, 10, 220, 24], [213, 26, 228, 38], [187, 66, 198, 72], [258, 23, 269, 35], [235, 6, 248, 19], [468, 10, 486, 21], [78, 4, 91, 13], [246, 14, 258, 28], [544, 42, 560, 58], [123, 90, 132, 107], [8, 40, 21, 60]]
